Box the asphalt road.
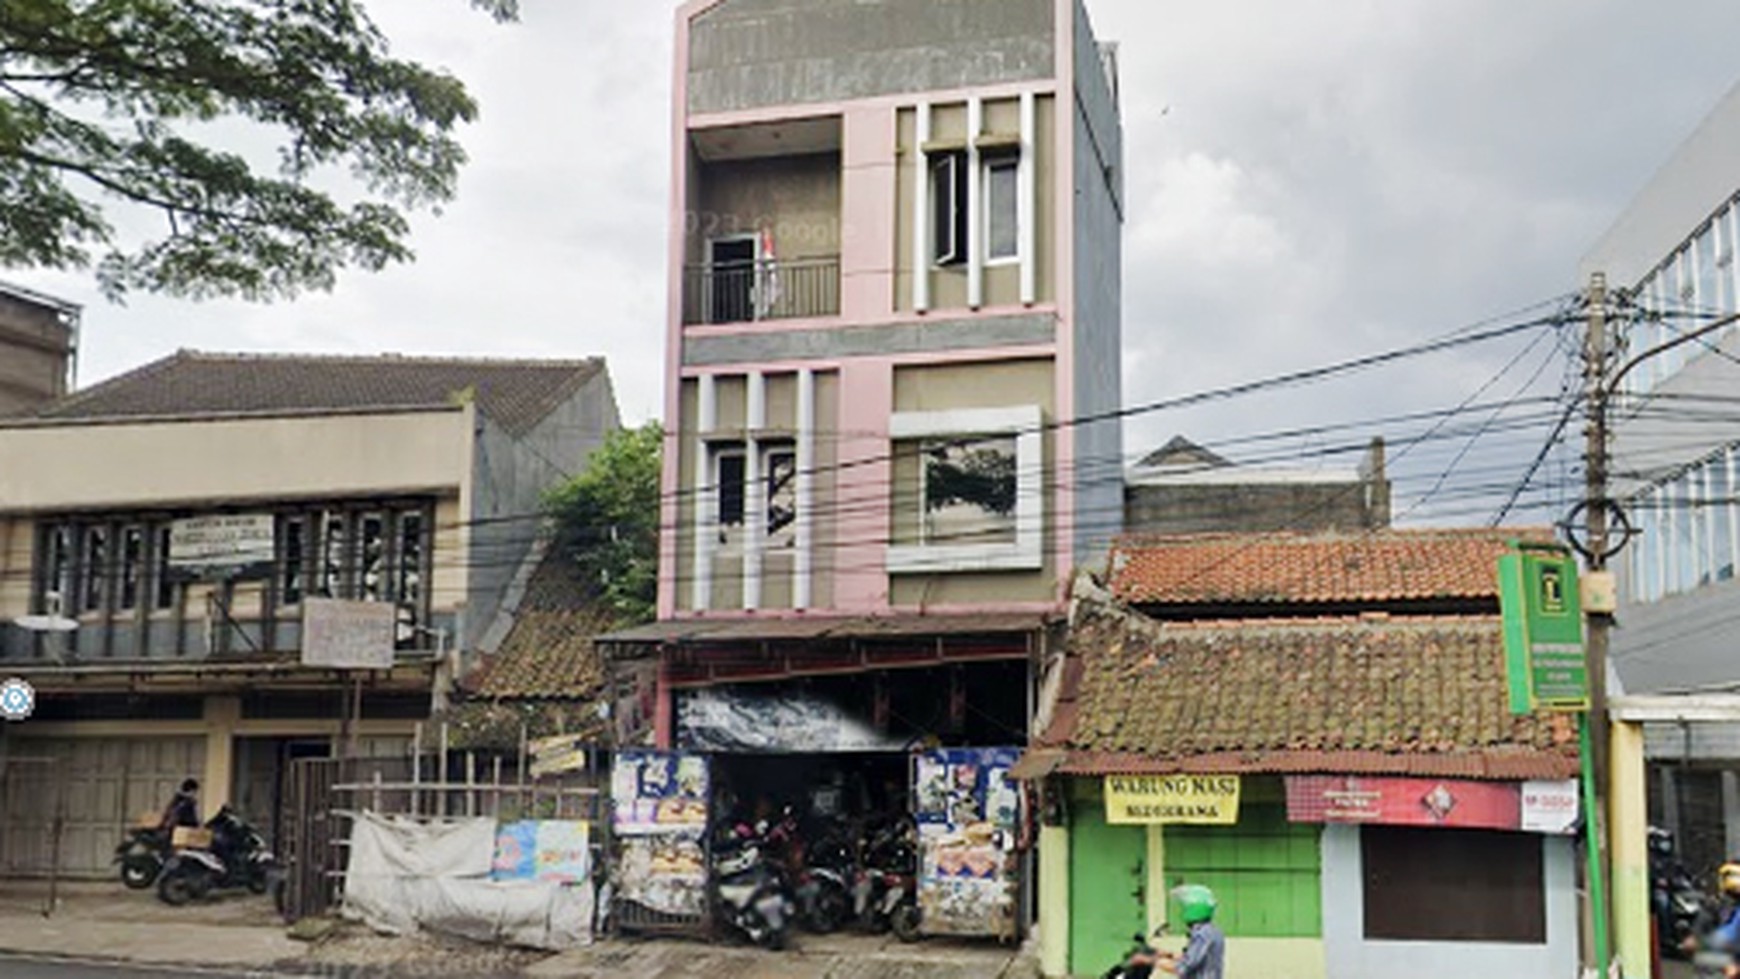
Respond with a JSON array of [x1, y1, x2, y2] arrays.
[[0, 956, 282, 978]]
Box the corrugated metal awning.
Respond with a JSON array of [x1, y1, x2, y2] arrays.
[[599, 611, 1052, 646]]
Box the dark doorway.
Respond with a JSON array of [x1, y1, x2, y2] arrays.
[[709, 237, 756, 323]]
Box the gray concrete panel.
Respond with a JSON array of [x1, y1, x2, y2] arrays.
[[1613, 573, 1740, 694], [1611, 331, 1740, 499], [681, 312, 1057, 366], [1582, 76, 1740, 287], [688, 0, 1054, 115]]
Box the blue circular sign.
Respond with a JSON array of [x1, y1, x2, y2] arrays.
[[0, 677, 34, 721]]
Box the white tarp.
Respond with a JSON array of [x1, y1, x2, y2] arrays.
[[343, 812, 593, 950]]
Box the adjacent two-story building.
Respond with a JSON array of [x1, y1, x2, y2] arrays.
[[0, 350, 617, 876], [0, 280, 79, 418], [602, 0, 1123, 936], [1580, 76, 1740, 882]]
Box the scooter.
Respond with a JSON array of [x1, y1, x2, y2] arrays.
[[712, 822, 794, 949], [795, 829, 854, 934], [854, 817, 918, 937], [156, 806, 278, 906], [1653, 826, 1710, 958], [114, 825, 170, 890], [1103, 925, 1169, 979]]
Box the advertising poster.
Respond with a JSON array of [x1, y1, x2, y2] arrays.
[[616, 836, 707, 917], [1285, 775, 1578, 834], [612, 750, 709, 836], [1104, 774, 1241, 825], [913, 747, 1022, 939], [492, 820, 592, 882]]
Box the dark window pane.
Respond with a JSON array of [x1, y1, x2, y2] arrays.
[[281, 516, 306, 606], [155, 526, 175, 609], [359, 513, 385, 602], [986, 159, 1018, 260], [766, 447, 797, 543], [1361, 827, 1544, 943], [82, 526, 107, 612], [718, 453, 747, 527], [120, 527, 144, 611]]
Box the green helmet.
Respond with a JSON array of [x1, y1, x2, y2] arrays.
[[1172, 884, 1217, 925]]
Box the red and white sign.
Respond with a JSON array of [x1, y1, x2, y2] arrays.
[[1285, 776, 1578, 835]]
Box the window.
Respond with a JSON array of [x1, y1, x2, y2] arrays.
[[930, 152, 967, 266], [889, 406, 1042, 573], [155, 526, 175, 610], [42, 525, 73, 615], [119, 527, 144, 611], [280, 515, 307, 606], [81, 525, 107, 612], [711, 443, 796, 550], [1361, 826, 1544, 943], [921, 435, 1018, 546], [1165, 800, 1321, 938], [984, 156, 1019, 263], [396, 510, 425, 606], [358, 512, 386, 602], [319, 510, 348, 598]]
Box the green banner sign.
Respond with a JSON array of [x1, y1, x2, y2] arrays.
[[1498, 544, 1589, 713]]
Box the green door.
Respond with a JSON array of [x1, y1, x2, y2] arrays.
[[1069, 799, 1147, 976]]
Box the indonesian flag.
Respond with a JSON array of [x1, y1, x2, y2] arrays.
[[756, 225, 780, 318]]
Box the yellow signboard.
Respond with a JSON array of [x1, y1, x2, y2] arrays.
[[1104, 774, 1241, 825]]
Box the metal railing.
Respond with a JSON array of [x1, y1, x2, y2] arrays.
[[683, 256, 839, 325]]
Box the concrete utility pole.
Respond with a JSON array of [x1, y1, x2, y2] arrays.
[[1580, 271, 1616, 974]]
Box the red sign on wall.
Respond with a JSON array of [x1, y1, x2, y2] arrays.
[[1284, 776, 1578, 834]]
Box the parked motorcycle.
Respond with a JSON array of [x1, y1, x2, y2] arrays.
[[156, 806, 279, 906], [712, 828, 794, 950], [114, 825, 170, 890], [795, 827, 854, 934], [854, 816, 918, 937], [1653, 826, 1710, 958]]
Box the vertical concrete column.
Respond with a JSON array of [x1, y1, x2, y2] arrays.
[[1039, 822, 1071, 978], [840, 105, 897, 320], [202, 694, 240, 813], [692, 374, 717, 611], [1018, 91, 1037, 306], [1611, 721, 1651, 979], [912, 103, 931, 313], [744, 371, 766, 610], [1145, 824, 1167, 939], [795, 369, 815, 609], [966, 96, 984, 310], [832, 360, 892, 610]]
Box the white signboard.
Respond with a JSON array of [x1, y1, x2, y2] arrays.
[[302, 598, 395, 670], [1520, 779, 1580, 835], [169, 515, 275, 571]]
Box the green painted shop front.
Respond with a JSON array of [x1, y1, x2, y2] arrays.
[[1068, 779, 1147, 974]]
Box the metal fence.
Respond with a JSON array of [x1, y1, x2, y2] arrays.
[[279, 723, 605, 922], [683, 256, 840, 325]]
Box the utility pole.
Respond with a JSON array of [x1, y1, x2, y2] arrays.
[[1581, 271, 1615, 974]]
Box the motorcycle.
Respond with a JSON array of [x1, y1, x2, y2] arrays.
[[854, 817, 919, 937], [712, 822, 794, 949], [795, 827, 855, 934], [1652, 826, 1709, 958], [114, 825, 170, 890], [1103, 926, 1170, 979], [156, 806, 279, 906]]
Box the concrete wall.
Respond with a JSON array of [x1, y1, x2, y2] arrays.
[[1319, 824, 1578, 979], [0, 409, 471, 512], [1580, 76, 1740, 286], [0, 291, 74, 418], [1613, 572, 1740, 694], [1124, 480, 1385, 536], [1069, 0, 1124, 565], [687, 0, 1055, 115], [464, 371, 618, 654], [692, 153, 841, 263]]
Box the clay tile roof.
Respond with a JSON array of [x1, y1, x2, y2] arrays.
[[1107, 528, 1555, 607], [467, 555, 611, 700], [23, 349, 606, 437], [1034, 601, 1579, 780]]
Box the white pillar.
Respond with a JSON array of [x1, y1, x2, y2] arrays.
[[744, 371, 766, 610], [1019, 91, 1037, 306], [692, 374, 716, 611], [913, 103, 931, 314], [795, 368, 815, 610], [966, 95, 984, 310]]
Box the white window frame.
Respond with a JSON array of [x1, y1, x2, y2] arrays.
[[930, 153, 966, 267], [983, 155, 1021, 266], [887, 405, 1043, 574]]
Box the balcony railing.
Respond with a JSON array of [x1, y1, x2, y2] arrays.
[[683, 256, 840, 326]]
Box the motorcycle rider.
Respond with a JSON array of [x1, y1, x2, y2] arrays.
[[159, 779, 201, 832], [1698, 860, 1740, 954], [1126, 885, 1225, 979]]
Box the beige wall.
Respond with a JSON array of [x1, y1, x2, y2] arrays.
[[692, 153, 842, 264], [0, 409, 471, 512], [889, 358, 1056, 605], [894, 95, 1056, 312]]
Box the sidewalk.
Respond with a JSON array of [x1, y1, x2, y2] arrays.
[[0, 880, 1037, 978]]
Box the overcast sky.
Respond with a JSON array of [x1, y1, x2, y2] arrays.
[[10, 0, 1740, 526]]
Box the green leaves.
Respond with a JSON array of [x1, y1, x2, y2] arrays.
[[545, 422, 665, 626], [0, 0, 512, 300]]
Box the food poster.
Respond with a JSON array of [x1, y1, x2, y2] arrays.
[[911, 747, 1022, 937], [616, 835, 708, 917], [492, 820, 592, 883], [612, 750, 709, 836]]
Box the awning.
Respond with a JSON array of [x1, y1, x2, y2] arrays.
[[599, 611, 1052, 646]]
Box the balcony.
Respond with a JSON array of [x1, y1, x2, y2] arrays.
[[682, 256, 840, 326]]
